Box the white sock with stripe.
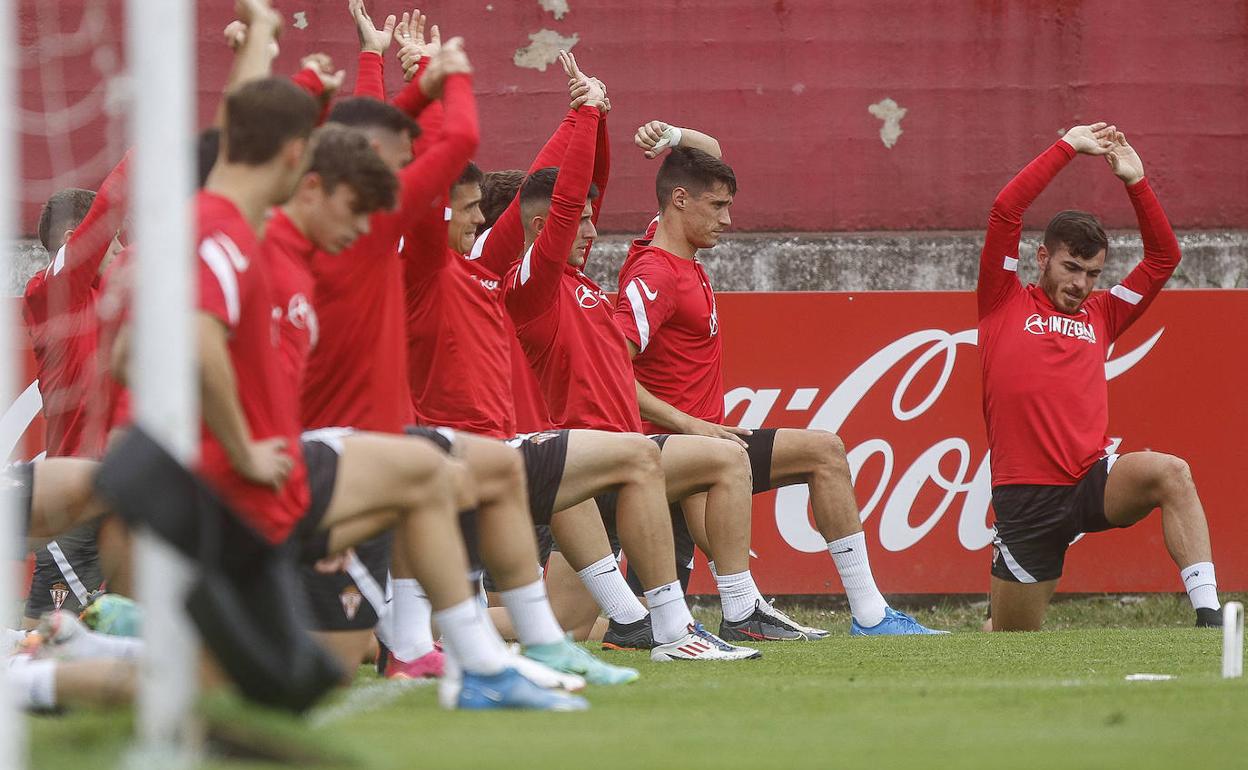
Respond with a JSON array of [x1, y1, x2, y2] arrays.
[[6, 656, 56, 710], [384, 578, 437, 663], [576, 556, 647, 624], [433, 598, 506, 676], [828, 532, 888, 626], [644, 580, 695, 644], [500, 579, 566, 646], [1181, 562, 1220, 611]]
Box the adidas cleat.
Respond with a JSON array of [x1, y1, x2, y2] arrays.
[[718, 600, 807, 641], [457, 667, 589, 711], [602, 615, 655, 651], [524, 637, 640, 686], [851, 607, 948, 636], [651, 622, 761, 662]]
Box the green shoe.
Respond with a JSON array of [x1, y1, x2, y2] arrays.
[[524, 637, 640, 686]]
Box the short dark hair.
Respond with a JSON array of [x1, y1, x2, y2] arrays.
[[480, 169, 525, 230], [327, 97, 420, 139], [197, 127, 221, 188], [656, 147, 737, 210], [307, 125, 398, 214], [223, 78, 320, 165], [457, 161, 484, 189], [1044, 210, 1108, 259], [518, 166, 599, 221], [37, 188, 96, 251]]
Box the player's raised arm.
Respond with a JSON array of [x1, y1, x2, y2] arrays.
[[350, 0, 396, 101], [1098, 131, 1182, 340], [635, 121, 722, 160], [977, 122, 1116, 319], [49, 150, 132, 306], [504, 54, 603, 324], [213, 0, 284, 128], [290, 53, 346, 121]]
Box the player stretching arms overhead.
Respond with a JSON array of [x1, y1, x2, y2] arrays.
[[977, 124, 1221, 631], [618, 130, 942, 635], [490, 54, 822, 651]]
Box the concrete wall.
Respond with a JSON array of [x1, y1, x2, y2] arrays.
[[9, 230, 1245, 297]]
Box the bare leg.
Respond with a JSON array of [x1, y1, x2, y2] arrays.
[[544, 550, 602, 641], [769, 429, 861, 540], [313, 630, 376, 684], [1103, 452, 1213, 567], [28, 459, 109, 541], [990, 577, 1059, 631], [52, 659, 137, 707], [658, 435, 752, 575], [454, 434, 542, 592], [552, 431, 675, 590]]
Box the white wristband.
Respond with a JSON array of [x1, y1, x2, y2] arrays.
[[653, 125, 683, 153]]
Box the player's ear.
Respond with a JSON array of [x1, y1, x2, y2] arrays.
[[671, 187, 688, 210], [530, 214, 546, 235], [1036, 243, 1049, 269]]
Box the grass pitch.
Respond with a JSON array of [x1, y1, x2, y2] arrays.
[[31, 593, 1248, 770]]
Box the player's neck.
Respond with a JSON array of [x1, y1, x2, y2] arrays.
[[651, 220, 697, 261], [205, 164, 284, 233]]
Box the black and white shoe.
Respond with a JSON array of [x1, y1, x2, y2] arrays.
[[602, 615, 655, 651], [719, 599, 823, 641], [1196, 607, 1224, 628]]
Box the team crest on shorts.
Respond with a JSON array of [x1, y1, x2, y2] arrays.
[[529, 431, 560, 445], [339, 586, 363, 621], [50, 582, 70, 610]]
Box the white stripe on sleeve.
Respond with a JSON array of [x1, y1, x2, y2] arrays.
[[518, 245, 535, 286], [1110, 284, 1143, 305], [198, 238, 241, 326], [624, 279, 651, 352], [467, 226, 492, 261]]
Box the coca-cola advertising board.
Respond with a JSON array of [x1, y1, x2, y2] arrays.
[[4, 291, 1245, 594]]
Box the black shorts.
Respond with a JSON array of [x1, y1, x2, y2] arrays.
[[299, 530, 391, 632], [508, 430, 570, 526], [404, 425, 456, 454], [293, 435, 344, 563], [4, 462, 34, 544], [27, 519, 105, 617], [990, 456, 1121, 584], [742, 428, 778, 494]]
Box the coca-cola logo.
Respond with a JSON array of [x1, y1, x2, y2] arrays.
[[723, 326, 1163, 556]]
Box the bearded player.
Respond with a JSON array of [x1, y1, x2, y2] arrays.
[[977, 123, 1220, 631]]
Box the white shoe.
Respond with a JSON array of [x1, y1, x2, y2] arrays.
[[506, 643, 587, 692], [651, 622, 762, 662]]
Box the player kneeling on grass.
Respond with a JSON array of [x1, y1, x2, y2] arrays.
[[977, 123, 1221, 631]]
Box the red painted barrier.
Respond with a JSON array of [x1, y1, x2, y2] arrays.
[[16, 1, 1248, 233], [8, 291, 1245, 595]]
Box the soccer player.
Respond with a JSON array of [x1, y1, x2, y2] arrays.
[[298, 12, 620, 688], [265, 123, 585, 709], [397, 46, 753, 664], [490, 58, 822, 651], [20, 171, 129, 626], [976, 124, 1220, 631], [618, 126, 943, 635]]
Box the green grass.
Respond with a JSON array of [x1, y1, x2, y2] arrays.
[[30, 594, 1248, 770]]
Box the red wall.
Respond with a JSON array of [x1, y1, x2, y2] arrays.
[[18, 1, 1248, 234]]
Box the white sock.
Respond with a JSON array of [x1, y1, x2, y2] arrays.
[[68, 630, 143, 661], [433, 598, 506, 676], [499, 579, 565, 646], [1181, 562, 1220, 611], [644, 581, 695, 644], [2, 628, 29, 654], [7, 656, 56, 710], [576, 556, 647, 624], [828, 532, 888, 626], [387, 578, 436, 662], [714, 569, 764, 623]]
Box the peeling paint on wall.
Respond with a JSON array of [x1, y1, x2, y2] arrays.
[[514, 29, 579, 71], [868, 98, 907, 149], [539, 0, 570, 20], [293, 11, 309, 30]]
